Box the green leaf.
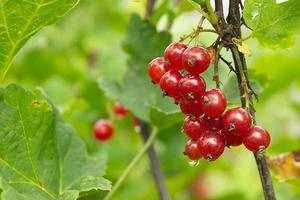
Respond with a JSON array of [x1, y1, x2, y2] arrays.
[[243, 0, 300, 48], [150, 107, 184, 130], [0, 0, 79, 79], [0, 84, 111, 200], [99, 14, 177, 122]]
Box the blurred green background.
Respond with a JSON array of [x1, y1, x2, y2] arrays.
[[4, 0, 300, 199]]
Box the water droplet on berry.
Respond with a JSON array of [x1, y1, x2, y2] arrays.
[[188, 160, 199, 167]]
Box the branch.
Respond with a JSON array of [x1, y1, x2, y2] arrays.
[[145, 0, 156, 18], [226, 1, 276, 199], [138, 121, 170, 200], [103, 127, 158, 200]]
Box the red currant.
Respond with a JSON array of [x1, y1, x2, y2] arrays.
[[182, 46, 210, 75], [201, 89, 226, 117], [183, 116, 207, 140], [114, 102, 128, 118], [185, 139, 202, 160], [164, 42, 187, 71], [223, 107, 252, 137], [243, 125, 271, 153], [93, 119, 114, 141], [178, 75, 206, 101], [221, 130, 243, 147], [159, 71, 183, 98], [203, 115, 224, 131], [197, 131, 225, 161], [147, 57, 166, 84], [179, 99, 203, 116]]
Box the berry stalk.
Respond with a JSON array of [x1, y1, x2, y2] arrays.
[[103, 127, 158, 200]]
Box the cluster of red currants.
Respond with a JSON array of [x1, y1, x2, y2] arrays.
[[148, 42, 271, 162]]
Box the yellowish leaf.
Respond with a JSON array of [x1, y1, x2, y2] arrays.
[[266, 150, 300, 181], [237, 43, 252, 56]]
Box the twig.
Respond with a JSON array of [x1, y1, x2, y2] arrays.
[[220, 55, 237, 74], [213, 44, 223, 88], [205, 0, 218, 25], [138, 121, 170, 200], [145, 0, 156, 18], [103, 127, 159, 200], [185, 0, 211, 23]]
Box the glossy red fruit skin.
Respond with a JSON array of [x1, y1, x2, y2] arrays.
[[182, 46, 210, 75], [114, 102, 128, 118], [222, 107, 252, 137], [179, 99, 203, 116], [183, 116, 207, 140], [159, 71, 183, 98], [147, 57, 166, 84], [204, 115, 224, 131], [93, 119, 114, 141], [243, 125, 271, 153], [178, 75, 206, 101], [197, 131, 225, 161], [164, 42, 187, 71], [201, 89, 227, 117], [221, 130, 243, 147], [185, 139, 202, 160]]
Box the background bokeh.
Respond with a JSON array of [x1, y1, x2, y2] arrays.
[[5, 0, 300, 199]]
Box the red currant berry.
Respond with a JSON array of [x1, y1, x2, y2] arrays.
[[178, 75, 206, 100], [243, 125, 271, 153], [114, 102, 128, 118], [201, 89, 226, 117], [223, 107, 252, 137], [159, 71, 183, 98], [203, 115, 224, 131], [182, 46, 210, 75], [179, 99, 203, 116], [183, 116, 207, 140], [93, 119, 114, 141], [185, 139, 202, 160], [197, 131, 225, 161], [164, 42, 187, 71], [221, 130, 243, 147], [147, 57, 166, 84]]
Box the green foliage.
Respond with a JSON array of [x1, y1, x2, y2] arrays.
[[0, 84, 110, 200], [243, 0, 300, 48], [0, 0, 300, 199], [99, 14, 178, 123], [0, 0, 79, 78]]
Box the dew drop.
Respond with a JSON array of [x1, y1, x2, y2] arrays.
[[188, 160, 199, 167]]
